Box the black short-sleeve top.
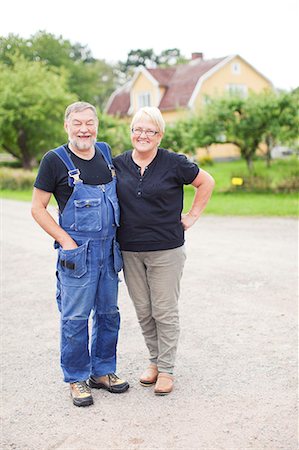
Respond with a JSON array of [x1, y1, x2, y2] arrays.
[[34, 144, 112, 212], [113, 148, 199, 252]]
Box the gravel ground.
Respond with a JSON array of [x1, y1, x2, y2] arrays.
[[1, 199, 298, 450]]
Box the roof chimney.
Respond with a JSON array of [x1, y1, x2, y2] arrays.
[[192, 52, 203, 60]]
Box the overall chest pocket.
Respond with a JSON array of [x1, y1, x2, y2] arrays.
[[74, 198, 102, 231]]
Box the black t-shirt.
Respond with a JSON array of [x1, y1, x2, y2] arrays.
[[113, 148, 199, 252], [34, 144, 112, 212]]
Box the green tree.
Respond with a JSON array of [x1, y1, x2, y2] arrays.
[[120, 48, 156, 73], [162, 119, 195, 153], [0, 32, 117, 109], [261, 89, 299, 166], [119, 48, 187, 76], [98, 114, 131, 155], [201, 93, 271, 172], [155, 48, 187, 67], [189, 103, 227, 154], [0, 55, 76, 169]]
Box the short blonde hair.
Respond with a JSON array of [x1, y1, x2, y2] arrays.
[[65, 101, 98, 121], [130, 107, 165, 133]]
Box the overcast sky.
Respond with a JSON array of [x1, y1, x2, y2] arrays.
[[1, 0, 298, 90]]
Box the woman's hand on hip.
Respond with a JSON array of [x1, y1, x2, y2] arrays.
[[181, 212, 198, 230]]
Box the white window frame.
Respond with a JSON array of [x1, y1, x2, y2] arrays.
[[226, 83, 248, 97], [231, 62, 241, 75], [138, 92, 151, 108]]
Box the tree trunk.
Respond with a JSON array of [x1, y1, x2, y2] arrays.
[[245, 156, 254, 173], [22, 154, 36, 170], [265, 135, 274, 168], [17, 128, 35, 170]]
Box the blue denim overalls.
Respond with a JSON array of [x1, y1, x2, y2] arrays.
[[54, 142, 123, 383]]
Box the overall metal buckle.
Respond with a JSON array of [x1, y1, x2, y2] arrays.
[[68, 169, 83, 184]]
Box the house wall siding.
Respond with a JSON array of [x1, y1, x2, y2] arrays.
[[194, 56, 272, 110], [131, 74, 159, 112]]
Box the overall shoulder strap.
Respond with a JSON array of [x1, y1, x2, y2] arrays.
[[95, 142, 113, 165], [52, 145, 82, 186], [95, 142, 116, 177], [52, 145, 76, 170]]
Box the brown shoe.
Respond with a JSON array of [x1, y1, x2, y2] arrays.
[[88, 373, 129, 393], [139, 364, 158, 386], [154, 373, 174, 395], [70, 381, 93, 407]]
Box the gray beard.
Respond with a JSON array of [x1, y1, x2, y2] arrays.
[[69, 137, 96, 151]]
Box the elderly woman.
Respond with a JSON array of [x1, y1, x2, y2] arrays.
[[113, 106, 214, 395]]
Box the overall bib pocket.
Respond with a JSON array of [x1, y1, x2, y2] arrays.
[[74, 198, 102, 231], [58, 242, 89, 285], [113, 239, 123, 272]]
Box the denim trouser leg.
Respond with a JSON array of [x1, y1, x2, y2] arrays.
[[58, 238, 120, 383], [90, 247, 120, 377], [60, 318, 90, 382]]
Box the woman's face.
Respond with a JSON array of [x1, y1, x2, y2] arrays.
[[131, 118, 163, 154]]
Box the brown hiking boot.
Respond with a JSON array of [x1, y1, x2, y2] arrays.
[[70, 381, 93, 407], [89, 373, 129, 393]]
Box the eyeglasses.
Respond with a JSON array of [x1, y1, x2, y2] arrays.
[[131, 128, 159, 137]]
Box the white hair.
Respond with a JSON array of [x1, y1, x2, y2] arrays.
[[130, 107, 165, 133], [65, 102, 98, 121]]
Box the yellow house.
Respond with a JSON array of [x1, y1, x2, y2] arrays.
[[106, 53, 273, 158]]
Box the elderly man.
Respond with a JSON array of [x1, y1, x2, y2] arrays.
[[32, 101, 129, 407]]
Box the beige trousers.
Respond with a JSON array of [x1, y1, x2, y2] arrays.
[[122, 246, 186, 374]]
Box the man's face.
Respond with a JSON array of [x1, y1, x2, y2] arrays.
[[64, 108, 98, 152]]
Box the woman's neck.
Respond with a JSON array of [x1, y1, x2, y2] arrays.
[[132, 148, 158, 167]]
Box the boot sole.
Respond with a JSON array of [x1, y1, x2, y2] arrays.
[[72, 397, 94, 407], [140, 380, 157, 386]]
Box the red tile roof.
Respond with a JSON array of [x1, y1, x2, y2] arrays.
[[159, 57, 226, 110], [147, 67, 176, 86], [105, 83, 131, 117], [106, 56, 228, 116]]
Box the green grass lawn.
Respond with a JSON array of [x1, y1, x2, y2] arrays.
[[183, 188, 298, 216], [203, 157, 298, 192], [1, 158, 298, 217]]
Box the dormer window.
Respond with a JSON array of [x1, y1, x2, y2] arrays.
[[231, 63, 241, 75]]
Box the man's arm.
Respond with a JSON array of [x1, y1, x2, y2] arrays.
[[31, 187, 78, 250], [181, 169, 215, 230]]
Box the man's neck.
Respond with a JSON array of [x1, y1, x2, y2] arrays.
[[69, 143, 95, 160]]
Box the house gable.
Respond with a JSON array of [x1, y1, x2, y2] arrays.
[[130, 68, 162, 113], [105, 54, 273, 119], [191, 54, 273, 111]]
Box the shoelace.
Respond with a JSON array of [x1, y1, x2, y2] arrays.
[[75, 381, 90, 393], [107, 373, 119, 382]]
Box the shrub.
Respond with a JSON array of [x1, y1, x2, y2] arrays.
[[198, 156, 214, 166], [275, 176, 299, 193], [229, 171, 299, 193], [0, 168, 36, 190]]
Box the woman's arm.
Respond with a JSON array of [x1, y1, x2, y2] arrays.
[[181, 169, 215, 230]]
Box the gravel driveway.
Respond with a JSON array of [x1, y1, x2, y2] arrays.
[[1, 199, 297, 450]]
